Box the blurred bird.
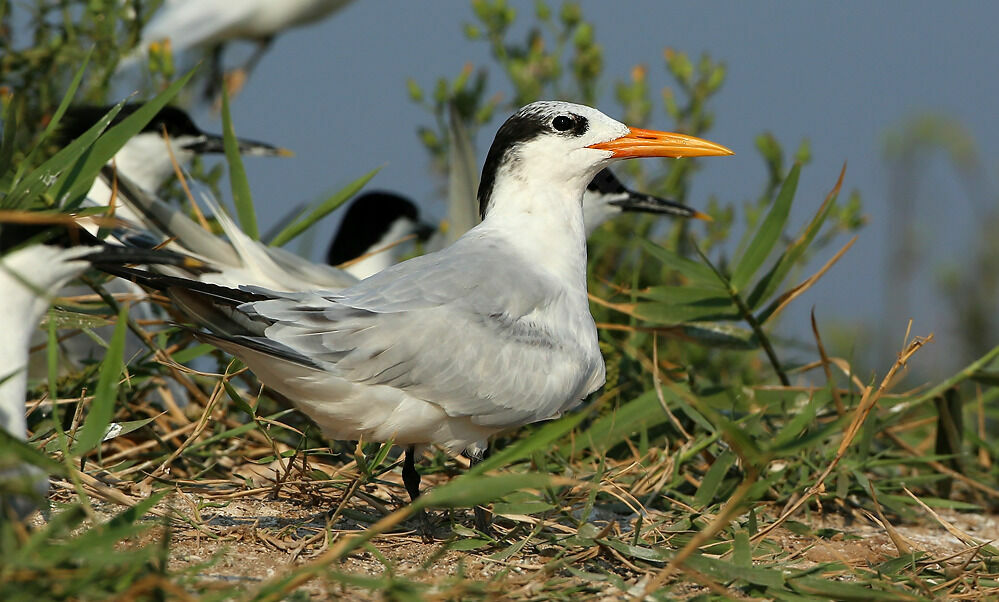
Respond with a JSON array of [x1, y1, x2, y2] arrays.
[[49, 106, 290, 375], [326, 192, 436, 280], [110, 101, 733, 513], [0, 224, 207, 520], [125, 0, 356, 98], [101, 167, 359, 291], [60, 104, 290, 224]]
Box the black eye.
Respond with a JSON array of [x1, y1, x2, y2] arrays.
[[552, 115, 574, 132]]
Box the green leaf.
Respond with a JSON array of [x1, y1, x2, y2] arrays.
[[638, 238, 726, 288], [268, 167, 381, 247], [770, 392, 823, 450], [746, 165, 844, 311], [686, 554, 786, 589], [6, 102, 126, 209], [0, 96, 18, 177], [730, 163, 801, 292], [580, 390, 672, 452], [468, 410, 589, 476], [416, 473, 556, 509], [693, 450, 735, 508], [631, 299, 739, 324], [788, 575, 910, 600], [71, 304, 128, 455], [220, 86, 257, 239], [0, 428, 66, 476], [168, 342, 216, 364], [16, 47, 94, 177], [733, 530, 751, 566], [223, 379, 256, 416], [673, 322, 758, 350]]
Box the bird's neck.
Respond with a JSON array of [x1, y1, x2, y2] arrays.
[[113, 135, 186, 192], [478, 175, 590, 291]]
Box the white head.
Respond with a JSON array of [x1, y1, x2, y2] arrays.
[[477, 101, 733, 221]]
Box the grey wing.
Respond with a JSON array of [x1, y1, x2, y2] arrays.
[[243, 238, 605, 427]]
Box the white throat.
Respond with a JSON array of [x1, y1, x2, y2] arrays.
[[112, 133, 193, 192]]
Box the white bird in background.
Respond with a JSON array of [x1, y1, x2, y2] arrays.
[[0, 226, 206, 520], [61, 104, 290, 226], [112, 101, 733, 510], [49, 106, 290, 373], [326, 192, 436, 280], [126, 0, 356, 98]]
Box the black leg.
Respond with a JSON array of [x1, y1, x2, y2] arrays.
[[402, 446, 433, 539], [469, 445, 493, 533], [402, 445, 421, 503]]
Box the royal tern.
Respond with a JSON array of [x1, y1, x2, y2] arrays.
[[326, 192, 436, 280], [0, 226, 206, 519], [112, 101, 733, 511], [444, 104, 708, 241], [126, 0, 356, 97]]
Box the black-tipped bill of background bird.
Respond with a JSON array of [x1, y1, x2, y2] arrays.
[[111, 101, 733, 519], [60, 104, 291, 197], [582, 168, 710, 235]]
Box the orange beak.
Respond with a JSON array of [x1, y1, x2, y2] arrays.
[[587, 127, 734, 158]]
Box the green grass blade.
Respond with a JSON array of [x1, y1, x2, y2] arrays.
[[638, 238, 726, 289], [268, 167, 381, 247], [220, 86, 257, 239], [5, 102, 126, 209], [0, 97, 18, 176], [71, 304, 128, 455], [746, 165, 844, 311], [467, 410, 589, 476], [415, 473, 556, 509], [730, 163, 801, 292], [693, 450, 735, 508]]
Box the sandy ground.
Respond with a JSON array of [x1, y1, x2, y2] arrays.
[[30, 484, 999, 599]]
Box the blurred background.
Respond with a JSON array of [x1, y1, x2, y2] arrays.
[[9, 0, 999, 379]]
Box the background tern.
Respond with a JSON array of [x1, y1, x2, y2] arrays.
[[124, 0, 356, 98], [111, 101, 732, 516], [0, 225, 207, 520], [326, 191, 436, 280], [62, 104, 290, 227]]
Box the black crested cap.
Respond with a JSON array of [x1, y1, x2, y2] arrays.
[[586, 168, 628, 196], [326, 191, 422, 266], [56, 104, 204, 145], [477, 102, 590, 220]]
